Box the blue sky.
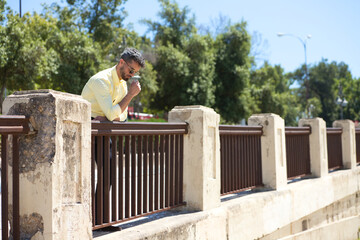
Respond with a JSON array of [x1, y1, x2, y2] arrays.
[[7, 0, 360, 78]]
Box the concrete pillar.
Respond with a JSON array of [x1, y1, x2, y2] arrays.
[[248, 113, 287, 190], [168, 105, 220, 211], [299, 118, 328, 177], [2, 90, 92, 239], [333, 120, 356, 169]]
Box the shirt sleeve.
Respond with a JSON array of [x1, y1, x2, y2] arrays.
[[89, 78, 122, 121]]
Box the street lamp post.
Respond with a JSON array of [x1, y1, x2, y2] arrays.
[[19, 0, 22, 17], [336, 84, 348, 119], [277, 32, 312, 116]]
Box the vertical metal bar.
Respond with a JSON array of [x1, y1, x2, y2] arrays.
[[169, 135, 175, 206], [228, 135, 232, 192], [239, 135, 244, 189], [257, 135, 263, 185], [131, 135, 136, 217], [243, 135, 248, 189], [229, 135, 232, 191], [154, 135, 159, 210], [149, 136, 154, 212], [252, 136, 257, 186], [235, 135, 240, 191], [91, 136, 96, 226], [220, 135, 224, 194], [1, 135, 8, 240], [224, 135, 229, 193], [174, 135, 179, 205], [103, 137, 110, 223], [143, 136, 148, 213], [118, 136, 124, 220], [357, 132, 360, 164], [249, 135, 253, 187], [306, 134, 311, 174], [160, 135, 165, 208], [124, 136, 130, 218], [13, 135, 20, 240], [165, 135, 170, 207], [232, 135, 236, 191], [96, 136, 103, 225], [137, 136, 143, 215], [254, 136, 261, 186], [226, 135, 230, 192], [111, 136, 117, 221], [179, 135, 184, 203]]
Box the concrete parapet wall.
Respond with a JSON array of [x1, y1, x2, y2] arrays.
[[95, 168, 360, 240], [3, 90, 92, 240]]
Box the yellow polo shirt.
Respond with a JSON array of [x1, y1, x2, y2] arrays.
[[81, 65, 128, 121]]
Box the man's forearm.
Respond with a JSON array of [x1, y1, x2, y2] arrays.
[[118, 93, 135, 113]]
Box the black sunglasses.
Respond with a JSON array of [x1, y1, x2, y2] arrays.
[[123, 60, 136, 75]]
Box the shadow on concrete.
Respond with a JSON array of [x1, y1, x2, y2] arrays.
[[93, 207, 197, 238], [220, 187, 273, 202]]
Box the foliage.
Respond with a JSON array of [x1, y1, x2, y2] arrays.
[[144, 0, 215, 112], [213, 22, 254, 123], [250, 62, 300, 126], [2, 0, 360, 126], [0, 10, 59, 110], [141, 0, 196, 48], [290, 59, 354, 125]]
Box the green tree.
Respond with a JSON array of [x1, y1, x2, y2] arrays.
[[43, 10, 103, 94], [141, 0, 196, 48], [0, 9, 58, 110], [250, 62, 300, 126], [347, 77, 360, 121], [290, 59, 354, 125], [144, 0, 215, 112], [59, 0, 128, 46], [213, 22, 253, 123]]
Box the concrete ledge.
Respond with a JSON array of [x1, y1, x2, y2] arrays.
[[94, 168, 360, 240], [278, 215, 360, 240]]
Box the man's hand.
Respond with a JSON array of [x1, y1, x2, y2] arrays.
[[128, 80, 141, 97], [93, 116, 108, 121], [93, 116, 120, 121]]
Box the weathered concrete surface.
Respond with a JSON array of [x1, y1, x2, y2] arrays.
[[248, 113, 288, 190], [94, 168, 360, 240], [168, 106, 221, 211], [3, 90, 92, 240], [299, 118, 328, 177], [333, 120, 357, 169]]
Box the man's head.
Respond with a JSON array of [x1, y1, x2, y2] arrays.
[[118, 48, 145, 81]]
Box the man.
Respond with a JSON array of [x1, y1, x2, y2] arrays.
[[81, 47, 145, 121]]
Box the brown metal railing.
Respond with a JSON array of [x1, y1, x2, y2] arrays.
[[356, 128, 360, 164], [219, 125, 263, 195], [1, 116, 30, 240], [91, 121, 187, 230], [327, 128, 343, 170], [285, 126, 311, 179]]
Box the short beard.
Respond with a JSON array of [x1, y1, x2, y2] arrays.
[[120, 65, 130, 81]]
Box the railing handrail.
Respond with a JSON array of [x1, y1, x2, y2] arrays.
[[327, 127, 343, 134], [285, 126, 311, 135], [91, 121, 188, 135], [0, 115, 30, 134], [219, 125, 263, 135]]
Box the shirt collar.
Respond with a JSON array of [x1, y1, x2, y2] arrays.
[[111, 65, 122, 86]]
